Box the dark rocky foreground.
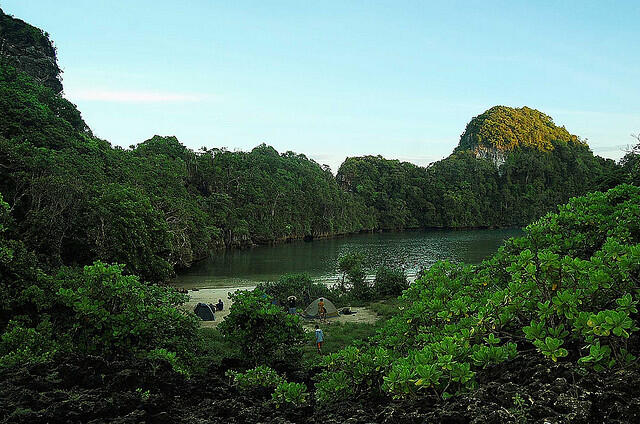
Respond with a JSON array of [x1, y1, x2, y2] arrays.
[[1, 352, 639, 424]]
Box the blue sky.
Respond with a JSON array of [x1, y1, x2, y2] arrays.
[[4, 0, 639, 170]]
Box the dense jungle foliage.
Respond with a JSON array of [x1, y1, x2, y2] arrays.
[[337, 130, 624, 230], [0, 49, 371, 282], [3, 181, 640, 421]]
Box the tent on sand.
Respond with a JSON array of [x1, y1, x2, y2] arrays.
[[194, 303, 215, 321], [304, 298, 339, 319]]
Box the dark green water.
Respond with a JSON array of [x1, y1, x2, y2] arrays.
[[174, 228, 522, 289]]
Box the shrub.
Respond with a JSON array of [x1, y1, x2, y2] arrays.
[[272, 381, 308, 408], [56, 262, 199, 369], [256, 273, 335, 307], [1, 258, 199, 373], [226, 365, 308, 407], [0, 318, 58, 367], [218, 289, 305, 367], [226, 365, 285, 393], [190, 328, 236, 373], [315, 346, 392, 404], [145, 348, 189, 376], [316, 185, 640, 402], [373, 266, 409, 297]]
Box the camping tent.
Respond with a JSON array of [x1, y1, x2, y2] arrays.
[[194, 303, 215, 321], [304, 298, 339, 318]]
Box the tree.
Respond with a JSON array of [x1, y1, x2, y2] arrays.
[[87, 184, 173, 282], [373, 266, 409, 297], [621, 133, 640, 186], [218, 289, 305, 368], [338, 252, 370, 300]]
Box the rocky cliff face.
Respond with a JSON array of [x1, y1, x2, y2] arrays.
[[0, 8, 63, 93], [471, 143, 507, 168]]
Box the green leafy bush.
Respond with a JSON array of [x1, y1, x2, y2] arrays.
[[218, 289, 305, 367], [1, 254, 199, 372], [272, 381, 308, 408], [56, 262, 198, 365], [315, 345, 392, 404], [226, 365, 308, 407], [226, 365, 285, 393], [0, 318, 58, 367]]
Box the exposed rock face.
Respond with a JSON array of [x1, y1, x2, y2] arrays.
[[0, 8, 63, 93], [471, 143, 507, 168]]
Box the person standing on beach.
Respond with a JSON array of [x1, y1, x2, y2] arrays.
[[315, 324, 324, 354], [318, 298, 326, 322]]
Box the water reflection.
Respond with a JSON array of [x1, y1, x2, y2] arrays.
[[174, 228, 522, 289]]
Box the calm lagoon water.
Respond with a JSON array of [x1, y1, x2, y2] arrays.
[[174, 228, 522, 289]]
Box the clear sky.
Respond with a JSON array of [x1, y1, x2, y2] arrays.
[[3, 1, 639, 171]]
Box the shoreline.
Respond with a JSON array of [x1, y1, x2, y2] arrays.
[[182, 285, 379, 328]]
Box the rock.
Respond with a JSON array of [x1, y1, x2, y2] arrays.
[[550, 378, 568, 394], [553, 393, 591, 422], [2, 350, 640, 424]]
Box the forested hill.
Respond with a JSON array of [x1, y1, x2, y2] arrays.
[[0, 8, 635, 282], [337, 107, 625, 229]]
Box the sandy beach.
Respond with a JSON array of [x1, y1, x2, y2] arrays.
[[182, 286, 379, 328], [183, 286, 254, 328]]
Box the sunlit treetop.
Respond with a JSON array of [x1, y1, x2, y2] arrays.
[[457, 106, 584, 152]]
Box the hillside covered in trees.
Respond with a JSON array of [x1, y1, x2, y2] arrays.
[[0, 9, 374, 283], [337, 107, 625, 230]]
